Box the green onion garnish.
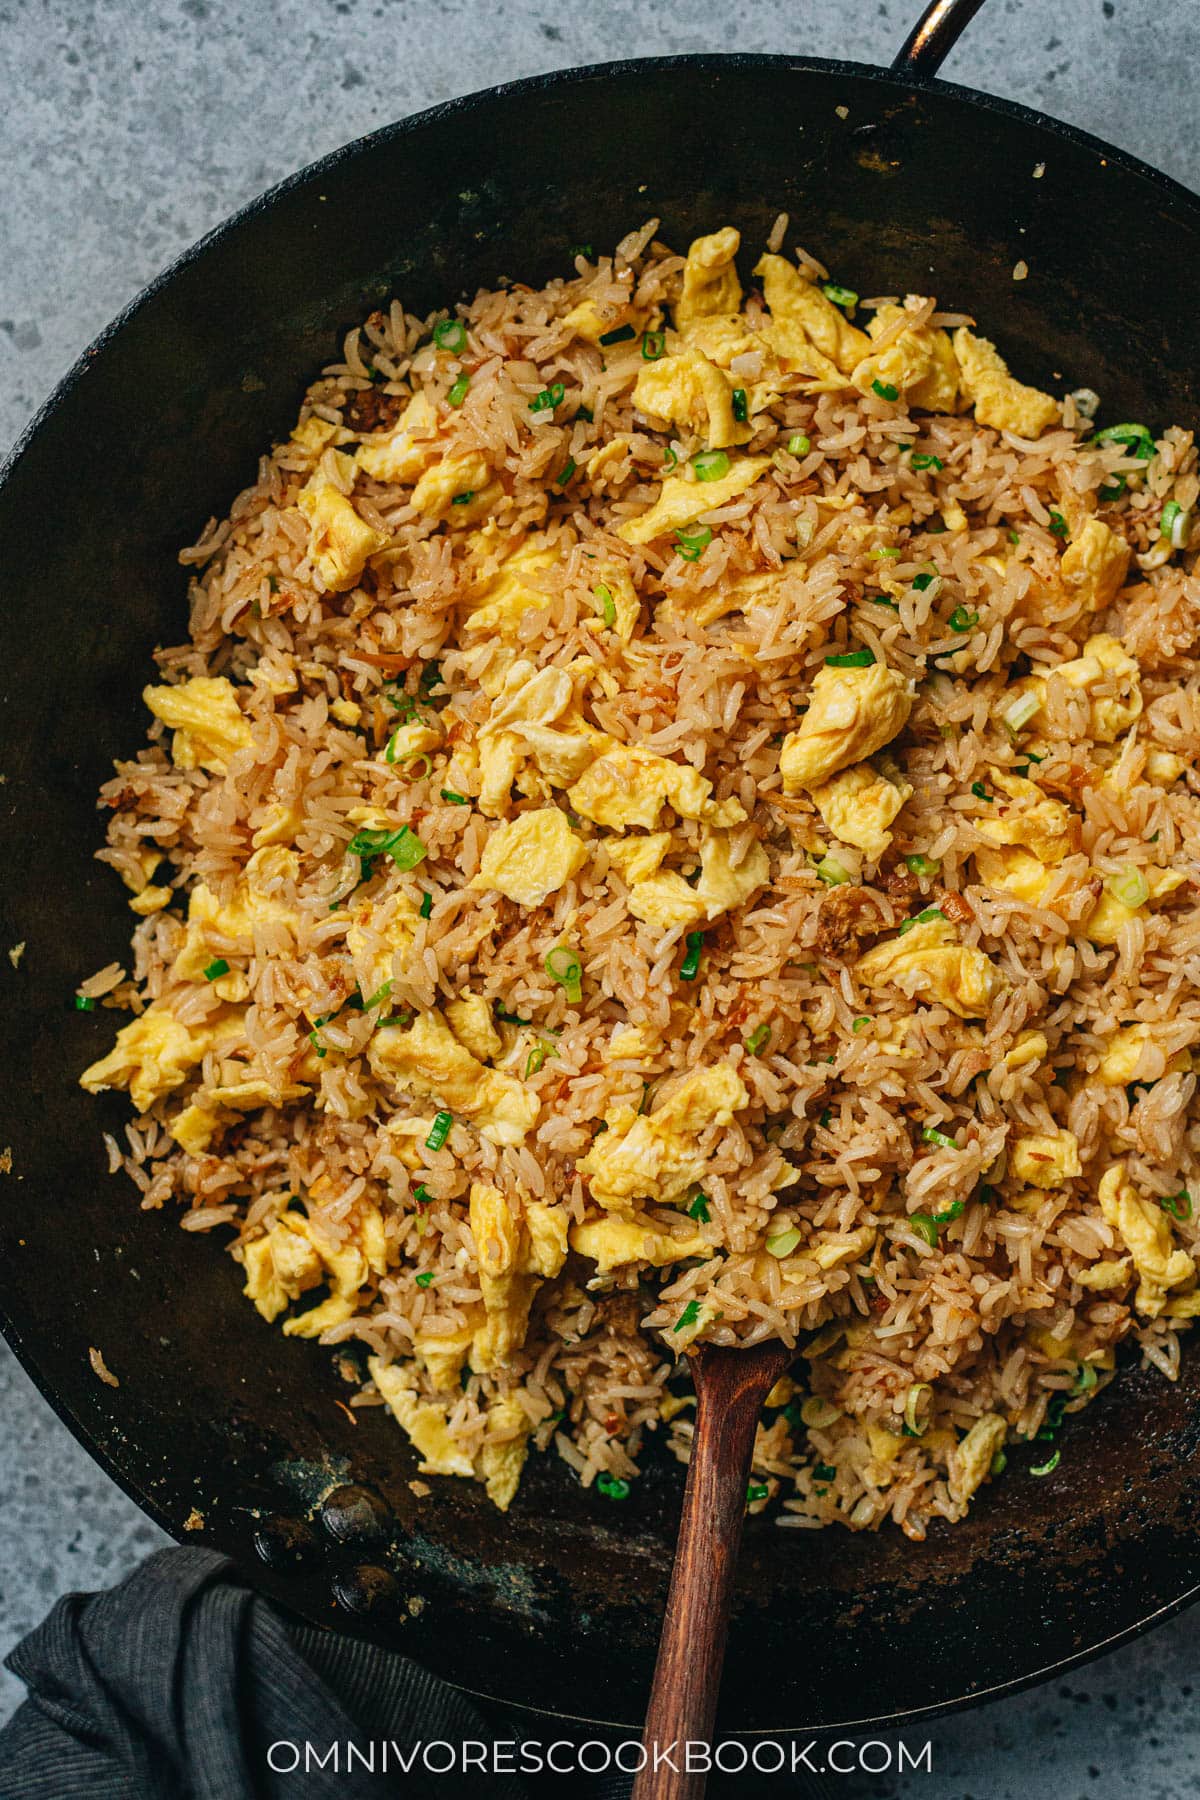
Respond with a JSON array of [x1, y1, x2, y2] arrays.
[[568, 243, 593, 260], [1162, 1189, 1193, 1221], [813, 1462, 837, 1484], [673, 1299, 702, 1333], [596, 1472, 631, 1499], [904, 1383, 931, 1436], [413, 1184, 433, 1204], [433, 319, 467, 353], [494, 1004, 531, 1025], [687, 1193, 711, 1223], [746, 1482, 769, 1503], [308, 1016, 329, 1059], [363, 979, 393, 1010], [912, 572, 936, 591], [693, 449, 731, 483], [525, 1043, 548, 1079], [1160, 499, 1193, 546], [731, 387, 749, 423], [1092, 422, 1155, 461], [949, 605, 980, 632], [871, 594, 899, 609], [898, 907, 945, 936], [554, 456, 577, 487], [1072, 1362, 1099, 1394], [447, 374, 470, 407], [872, 379, 899, 402], [451, 491, 475, 506], [419, 891, 433, 919], [824, 647, 875, 667], [816, 855, 852, 886], [594, 582, 617, 628], [674, 525, 712, 561], [545, 945, 583, 1004], [787, 433, 811, 456], [663, 445, 678, 472], [852, 1016, 871, 1032], [1106, 866, 1149, 909], [440, 788, 469, 805], [347, 824, 428, 873], [766, 1227, 801, 1257], [425, 1111, 452, 1152], [1003, 692, 1042, 734], [680, 931, 704, 980], [971, 782, 992, 802], [818, 1108, 832, 1128], [744, 1023, 771, 1056], [869, 546, 901, 560], [1029, 1447, 1061, 1477], [822, 283, 858, 309], [641, 329, 666, 362], [921, 1125, 958, 1150], [203, 958, 230, 981], [598, 323, 636, 346], [529, 382, 565, 413], [909, 1213, 940, 1247], [905, 853, 940, 877], [910, 453, 943, 472], [415, 1271, 434, 1288], [1098, 475, 1127, 502], [575, 406, 594, 423], [74, 994, 96, 1012], [1048, 508, 1068, 537]]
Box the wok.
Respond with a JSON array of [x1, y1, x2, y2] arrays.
[[2, 0, 1200, 1735]]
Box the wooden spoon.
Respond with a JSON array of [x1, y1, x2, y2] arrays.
[[631, 1337, 796, 1800]]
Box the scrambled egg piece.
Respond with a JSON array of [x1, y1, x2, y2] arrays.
[[949, 1413, 1007, 1504], [663, 564, 797, 630], [463, 539, 557, 638], [1099, 1164, 1195, 1318], [1097, 1022, 1191, 1086], [356, 391, 440, 484], [570, 1212, 712, 1271], [173, 846, 301, 985], [290, 416, 353, 456], [445, 994, 503, 1063], [478, 1396, 535, 1511], [1005, 1029, 1049, 1071], [345, 890, 421, 996], [633, 348, 751, 449], [412, 1320, 477, 1391], [243, 1205, 385, 1336], [1011, 1131, 1082, 1189], [616, 456, 771, 545], [1076, 1257, 1132, 1292], [242, 1213, 322, 1323], [169, 1102, 219, 1155], [855, 917, 1005, 1019], [369, 1358, 476, 1479], [626, 829, 769, 931], [130, 885, 171, 915], [469, 1182, 569, 1371], [578, 1063, 748, 1211], [952, 329, 1059, 438], [977, 772, 1074, 863], [569, 741, 744, 831], [80, 1003, 241, 1112], [851, 303, 960, 411], [410, 450, 497, 523], [296, 481, 388, 591], [780, 662, 914, 792], [605, 833, 672, 884], [810, 762, 913, 861], [1053, 633, 1142, 742], [754, 253, 871, 378], [562, 297, 647, 344], [476, 658, 580, 816], [1085, 867, 1185, 945], [590, 561, 641, 641], [369, 1010, 538, 1145], [675, 227, 743, 330], [144, 676, 253, 775], [470, 808, 588, 908], [1060, 516, 1130, 614], [601, 1022, 663, 1063]]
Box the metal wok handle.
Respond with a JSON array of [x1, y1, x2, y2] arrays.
[[891, 0, 990, 81]]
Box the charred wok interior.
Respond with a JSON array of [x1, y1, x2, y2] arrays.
[[2, 51, 1200, 1731]]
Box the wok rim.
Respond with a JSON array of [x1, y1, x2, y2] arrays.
[[4, 44, 1200, 1737]]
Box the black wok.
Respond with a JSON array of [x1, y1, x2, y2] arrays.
[[3, 0, 1200, 1735]]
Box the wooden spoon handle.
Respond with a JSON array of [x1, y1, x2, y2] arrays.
[[631, 1342, 790, 1800]]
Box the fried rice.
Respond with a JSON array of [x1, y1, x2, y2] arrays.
[[79, 215, 1200, 1538]]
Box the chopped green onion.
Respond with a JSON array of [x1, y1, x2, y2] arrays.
[[898, 907, 945, 936], [822, 283, 858, 309], [494, 1004, 530, 1025], [812, 1461, 838, 1484], [554, 456, 577, 487], [1047, 508, 1068, 537], [641, 329, 667, 362], [746, 1482, 769, 1503], [1107, 866, 1149, 909], [413, 1184, 433, 1205], [529, 382, 565, 413], [433, 319, 467, 353], [1030, 1447, 1061, 1477], [731, 387, 749, 423], [680, 931, 704, 981], [816, 855, 852, 886], [744, 1023, 771, 1056], [568, 243, 593, 260], [801, 1398, 840, 1429], [525, 1043, 548, 1079], [673, 1299, 702, 1333], [693, 449, 731, 483], [921, 1125, 958, 1151], [872, 379, 899, 402], [1162, 1189, 1193, 1221], [1092, 422, 1155, 461], [419, 891, 433, 919], [363, 979, 393, 1010], [909, 1213, 940, 1248], [766, 1227, 801, 1258], [1098, 475, 1127, 502], [447, 374, 470, 407], [415, 1271, 434, 1288], [1003, 691, 1042, 734], [787, 432, 811, 456], [687, 1192, 711, 1223], [903, 1383, 931, 1436], [818, 1108, 832, 1128], [203, 958, 230, 982], [347, 824, 428, 873], [911, 571, 936, 592], [74, 994, 96, 1012], [596, 1472, 631, 1499], [871, 594, 898, 609], [308, 1015, 329, 1059], [991, 1450, 1007, 1476], [439, 788, 469, 805], [594, 582, 617, 628], [598, 323, 636, 346], [574, 406, 594, 423], [545, 945, 583, 1004], [910, 453, 944, 472], [852, 1016, 871, 1032], [1160, 499, 1193, 547], [905, 853, 940, 878], [1007, 529, 1021, 544], [949, 605, 980, 632], [425, 1111, 453, 1152], [1072, 1362, 1099, 1394], [824, 647, 875, 668], [971, 781, 992, 802], [674, 524, 712, 561], [662, 445, 678, 473], [869, 546, 901, 560], [451, 490, 475, 506]]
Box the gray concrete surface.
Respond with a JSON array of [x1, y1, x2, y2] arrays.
[[2, 0, 1198, 1790]]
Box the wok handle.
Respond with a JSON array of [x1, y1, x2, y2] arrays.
[[891, 0, 989, 81]]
